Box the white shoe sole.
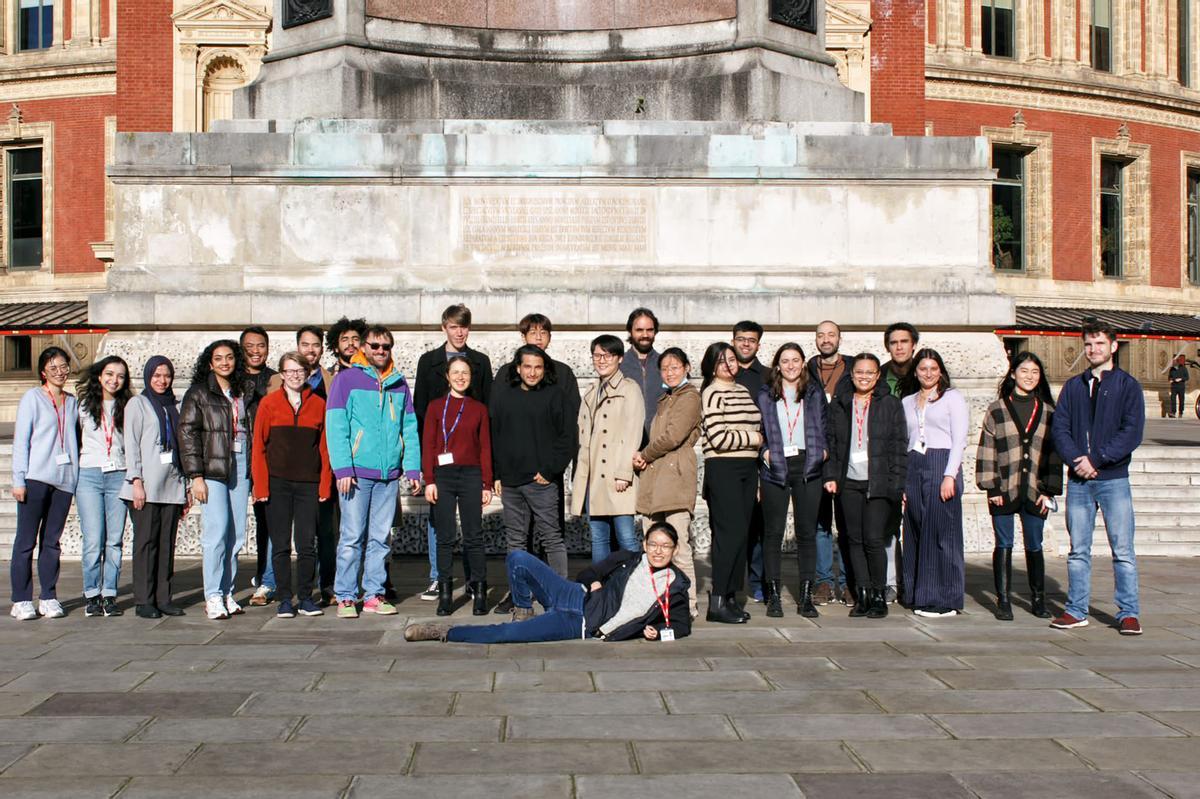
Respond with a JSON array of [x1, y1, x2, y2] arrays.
[[1051, 618, 1089, 629]]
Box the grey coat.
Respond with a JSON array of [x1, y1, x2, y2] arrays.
[[120, 395, 187, 505]]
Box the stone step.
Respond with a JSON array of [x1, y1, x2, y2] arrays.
[[1132, 485, 1200, 499], [1129, 472, 1199, 486], [1134, 460, 1200, 473], [1134, 514, 1200, 528]]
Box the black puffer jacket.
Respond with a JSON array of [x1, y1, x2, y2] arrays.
[[577, 551, 692, 641], [179, 373, 249, 482], [824, 380, 908, 501]]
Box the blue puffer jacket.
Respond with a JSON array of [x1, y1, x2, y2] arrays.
[[1050, 367, 1144, 481], [756, 380, 828, 486]]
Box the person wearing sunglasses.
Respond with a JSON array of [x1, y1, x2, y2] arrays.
[[326, 325, 422, 619]]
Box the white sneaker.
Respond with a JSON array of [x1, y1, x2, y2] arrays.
[[206, 596, 229, 620], [224, 594, 244, 616], [10, 601, 38, 621], [420, 581, 439, 601], [38, 598, 65, 619]]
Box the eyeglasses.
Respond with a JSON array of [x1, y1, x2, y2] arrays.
[[366, 342, 393, 352], [592, 353, 617, 361], [646, 542, 676, 552], [733, 336, 759, 345], [281, 368, 307, 377], [44, 364, 69, 374]]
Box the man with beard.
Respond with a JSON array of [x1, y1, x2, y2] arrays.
[[880, 321, 920, 604], [240, 326, 279, 607], [327, 317, 368, 374], [268, 326, 331, 398], [619, 307, 664, 436]]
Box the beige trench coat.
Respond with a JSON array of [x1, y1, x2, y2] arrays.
[[570, 371, 646, 516], [635, 383, 702, 515]]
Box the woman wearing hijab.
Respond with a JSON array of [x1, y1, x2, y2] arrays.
[[122, 356, 189, 618]]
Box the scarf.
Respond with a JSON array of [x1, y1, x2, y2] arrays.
[[142, 356, 181, 467]]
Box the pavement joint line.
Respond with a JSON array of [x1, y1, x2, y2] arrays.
[[124, 716, 158, 743], [230, 691, 257, 717], [1049, 736, 1103, 771], [946, 772, 987, 799], [861, 690, 890, 714], [499, 715, 508, 742], [924, 712, 960, 740], [169, 742, 205, 776], [109, 775, 134, 799], [924, 669, 958, 689], [282, 715, 306, 742], [1131, 768, 1187, 798], [405, 741, 420, 777], [335, 775, 356, 799], [1141, 711, 1195, 737], [447, 691, 461, 717], [128, 671, 155, 692], [1059, 686, 1108, 712], [838, 740, 872, 773], [626, 740, 641, 775], [725, 714, 746, 742], [1036, 655, 1070, 670], [1161, 653, 1198, 668]]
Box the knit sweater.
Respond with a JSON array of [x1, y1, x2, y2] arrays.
[[701, 381, 762, 459], [421, 394, 493, 488], [13, 387, 79, 492]]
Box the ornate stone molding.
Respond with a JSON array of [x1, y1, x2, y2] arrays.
[[1093, 128, 1151, 284], [981, 112, 1054, 279], [173, 0, 271, 132]]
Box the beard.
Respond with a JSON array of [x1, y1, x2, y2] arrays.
[[630, 338, 654, 355]]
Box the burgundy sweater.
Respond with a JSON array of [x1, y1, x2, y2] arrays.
[[421, 394, 493, 488]]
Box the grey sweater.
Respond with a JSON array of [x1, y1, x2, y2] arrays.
[[120, 395, 186, 505]]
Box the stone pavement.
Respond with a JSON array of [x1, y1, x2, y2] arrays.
[[1, 556, 1200, 798]]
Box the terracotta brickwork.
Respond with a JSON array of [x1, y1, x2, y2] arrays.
[[871, 0, 927, 135]]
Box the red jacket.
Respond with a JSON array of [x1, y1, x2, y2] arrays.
[[251, 386, 332, 500]]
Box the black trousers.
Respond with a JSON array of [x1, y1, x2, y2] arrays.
[[704, 457, 759, 596], [841, 480, 894, 591], [1171, 386, 1187, 416], [254, 500, 271, 583], [129, 501, 182, 607], [266, 477, 319, 601], [11, 480, 72, 603], [432, 465, 486, 582], [761, 455, 823, 583], [316, 497, 338, 593]]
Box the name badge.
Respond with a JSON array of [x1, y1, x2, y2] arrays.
[[913, 440, 927, 454], [850, 451, 868, 465], [160, 452, 175, 465], [438, 452, 455, 466], [55, 452, 71, 466], [101, 461, 118, 473], [233, 441, 243, 453], [660, 627, 675, 642], [783, 446, 801, 458]]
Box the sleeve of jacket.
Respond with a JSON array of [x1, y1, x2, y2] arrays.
[[641, 389, 700, 462], [123, 398, 145, 486], [560, 365, 581, 420], [250, 396, 271, 500], [178, 387, 206, 480], [317, 399, 333, 501], [478, 402, 494, 488], [325, 373, 354, 479], [1050, 382, 1085, 466], [975, 407, 1000, 496], [266, 373, 282, 394], [547, 389, 575, 479], [575, 389, 594, 474], [11, 390, 36, 490], [1095, 377, 1146, 467], [754, 388, 773, 460], [617, 387, 646, 482], [886, 399, 908, 499], [1038, 410, 1064, 498], [823, 402, 843, 483], [476, 352, 493, 407], [421, 395, 438, 486], [413, 351, 432, 436], [400, 385, 422, 483], [575, 551, 630, 585], [809, 387, 829, 457], [702, 391, 754, 452]]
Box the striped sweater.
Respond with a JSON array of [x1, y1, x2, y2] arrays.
[[701, 381, 762, 459]]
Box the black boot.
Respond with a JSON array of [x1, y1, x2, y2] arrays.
[[706, 592, 748, 624], [471, 581, 488, 616], [727, 593, 751, 622], [797, 580, 819, 619], [992, 547, 1014, 620], [1026, 549, 1052, 618], [435, 577, 454, 617], [848, 586, 869, 618], [867, 588, 889, 618], [494, 592, 515, 615], [764, 580, 783, 618]]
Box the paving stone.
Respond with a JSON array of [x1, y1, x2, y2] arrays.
[[215, 630, 384, 646], [2, 743, 195, 777], [26, 691, 250, 717], [594, 670, 769, 692], [348, 774, 572, 798], [955, 770, 1178, 798], [779, 626, 934, 643], [137, 672, 322, 693], [849, 739, 1089, 772], [1071, 688, 1200, 711], [953, 655, 1063, 670], [665, 690, 880, 715], [546, 658, 712, 672], [932, 711, 1182, 739], [929, 669, 1119, 689], [0, 671, 152, 693], [36, 644, 172, 662], [577, 774, 803, 799], [120, 776, 353, 798], [741, 642, 897, 658], [1062, 737, 1200, 769], [794, 773, 975, 798], [387, 658, 524, 673], [119, 659, 221, 673], [493, 672, 595, 691], [0, 645, 54, 660], [52, 629, 220, 645], [224, 656, 396, 673], [1046, 655, 1194, 670], [1094, 669, 1200, 687], [826, 656, 967, 671], [634, 741, 860, 773], [0, 693, 51, 717], [295, 716, 503, 742], [412, 742, 633, 775], [178, 742, 413, 776], [0, 716, 146, 742], [762, 669, 947, 690], [868, 689, 1093, 713], [0, 743, 35, 771], [0, 778, 126, 798], [506, 714, 737, 741], [1137, 771, 1200, 799], [315, 671, 493, 692], [455, 691, 665, 716], [891, 640, 1077, 655], [158, 644, 317, 661], [1146, 711, 1200, 735], [132, 717, 299, 742], [731, 713, 949, 741], [238, 690, 453, 717]]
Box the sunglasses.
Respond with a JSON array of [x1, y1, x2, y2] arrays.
[[366, 342, 393, 352]]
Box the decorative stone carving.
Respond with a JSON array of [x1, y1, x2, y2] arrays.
[[283, 0, 331, 29], [770, 0, 817, 34]]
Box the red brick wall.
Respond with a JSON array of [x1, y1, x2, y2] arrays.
[[871, 0, 926, 135], [116, 0, 172, 132]]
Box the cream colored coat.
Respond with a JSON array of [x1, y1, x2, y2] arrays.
[[570, 371, 646, 516]]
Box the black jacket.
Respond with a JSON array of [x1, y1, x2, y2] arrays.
[[734, 358, 767, 396], [577, 551, 692, 641], [807, 354, 855, 401], [492, 356, 581, 420], [824, 380, 908, 501], [413, 345, 494, 436], [489, 379, 574, 486], [179, 373, 250, 482]]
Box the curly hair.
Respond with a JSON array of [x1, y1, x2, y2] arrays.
[[76, 355, 133, 430], [192, 339, 246, 397], [326, 316, 368, 356]]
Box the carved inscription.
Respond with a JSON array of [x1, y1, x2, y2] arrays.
[[461, 195, 649, 257]]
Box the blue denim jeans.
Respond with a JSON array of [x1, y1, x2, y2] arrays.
[[814, 522, 847, 588], [200, 453, 250, 599], [991, 510, 1046, 551], [334, 477, 399, 602], [1065, 477, 1139, 621], [587, 501, 639, 563], [76, 467, 128, 598], [426, 519, 438, 581], [447, 551, 586, 643]]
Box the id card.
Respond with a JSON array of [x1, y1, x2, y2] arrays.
[[233, 441, 243, 453], [913, 440, 927, 454], [850, 451, 868, 464], [660, 628, 675, 642], [437, 452, 455, 466], [784, 446, 801, 458], [101, 461, 118, 473], [160, 452, 174, 465], [55, 452, 71, 466]]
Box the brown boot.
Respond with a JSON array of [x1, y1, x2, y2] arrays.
[[512, 606, 536, 622], [811, 582, 835, 605], [403, 622, 451, 642]]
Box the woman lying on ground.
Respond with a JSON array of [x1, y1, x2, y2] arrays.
[[404, 522, 691, 644]]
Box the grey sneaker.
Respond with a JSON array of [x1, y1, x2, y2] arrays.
[[512, 606, 536, 622], [884, 586, 899, 605], [419, 581, 439, 601], [404, 622, 450, 642]]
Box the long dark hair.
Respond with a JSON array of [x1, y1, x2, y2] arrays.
[[506, 344, 556, 387], [903, 348, 952, 402], [767, 342, 810, 401], [76, 356, 132, 429], [700, 342, 736, 392], [998, 351, 1055, 406], [37, 346, 71, 385], [192, 340, 245, 397]]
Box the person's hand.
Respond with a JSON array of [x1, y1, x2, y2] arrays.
[[940, 476, 956, 502], [494, 480, 503, 497], [533, 473, 550, 485], [131, 478, 147, 511], [615, 479, 631, 493], [763, 450, 770, 466], [254, 495, 269, 504], [482, 489, 492, 507], [590, 581, 602, 592], [319, 495, 330, 503], [1072, 455, 1099, 480], [408, 478, 422, 496], [823, 480, 838, 495], [425, 484, 438, 504], [632, 453, 647, 471], [191, 477, 208, 504], [11, 487, 25, 503], [1036, 494, 1053, 513], [643, 625, 659, 640], [337, 476, 356, 496], [822, 449, 828, 461], [988, 495, 1004, 506]]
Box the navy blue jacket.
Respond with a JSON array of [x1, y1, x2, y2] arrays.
[[576, 551, 691, 641], [1051, 367, 1144, 481], [756, 381, 828, 486]]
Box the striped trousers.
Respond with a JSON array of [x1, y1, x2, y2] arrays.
[[901, 448, 965, 610]]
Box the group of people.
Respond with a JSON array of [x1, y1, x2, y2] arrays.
[[9, 307, 1146, 640]]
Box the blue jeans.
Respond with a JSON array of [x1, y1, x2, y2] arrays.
[[1065, 477, 1139, 621], [587, 501, 638, 563], [76, 467, 127, 598], [814, 522, 846, 588], [200, 453, 250, 599], [334, 477, 399, 602], [426, 519, 438, 581], [991, 510, 1045, 551], [447, 551, 586, 643]]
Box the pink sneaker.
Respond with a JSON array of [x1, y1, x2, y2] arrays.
[[362, 595, 398, 615]]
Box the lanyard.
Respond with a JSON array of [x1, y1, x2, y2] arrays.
[[916, 391, 937, 445], [782, 391, 803, 443], [226, 393, 240, 441], [100, 405, 114, 458], [45, 388, 66, 452], [440, 395, 466, 453], [1021, 397, 1040, 436], [163, 410, 174, 452], [648, 563, 673, 629], [853, 395, 870, 450]]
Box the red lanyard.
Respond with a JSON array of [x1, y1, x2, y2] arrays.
[[45, 388, 66, 452], [1022, 398, 1040, 435], [100, 406, 114, 457], [783, 393, 803, 443], [853, 395, 870, 450], [228, 395, 240, 441], [649, 563, 673, 629]]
